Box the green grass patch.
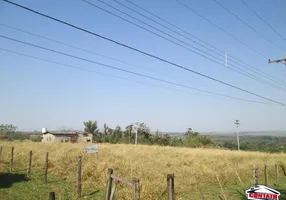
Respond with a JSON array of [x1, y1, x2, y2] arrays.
[[0, 169, 104, 200]]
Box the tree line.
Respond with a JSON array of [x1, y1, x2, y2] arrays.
[[83, 120, 214, 147], [1, 122, 285, 153]]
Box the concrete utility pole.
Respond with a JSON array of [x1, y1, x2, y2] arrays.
[[133, 122, 139, 145], [128, 126, 131, 144], [234, 120, 240, 151], [268, 56, 286, 65], [135, 128, 138, 145]]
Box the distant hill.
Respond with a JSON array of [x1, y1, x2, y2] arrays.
[[164, 131, 286, 137], [201, 131, 286, 137]]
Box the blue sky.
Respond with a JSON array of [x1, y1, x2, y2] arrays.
[[0, 0, 286, 133]]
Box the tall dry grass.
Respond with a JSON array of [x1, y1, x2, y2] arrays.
[[0, 141, 285, 199]]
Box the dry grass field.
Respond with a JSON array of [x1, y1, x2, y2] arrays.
[[0, 141, 286, 199]]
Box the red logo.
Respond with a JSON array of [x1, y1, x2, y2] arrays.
[[246, 185, 280, 200]]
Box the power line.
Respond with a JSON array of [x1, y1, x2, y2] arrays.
[[213, 0, 286, 52], [0, 23, 161, 75], [82, 0, 286, 92], [109, 0, 286, 89], [176, 0, 267, 58], [122, 0, 286, 87], [0, 47, 273, 105], [83, 0, 224, 64], [0, 48, 213, 99], [239, 0, 286, 42], [1, 34, 284, 106], [113, 0, 225, 59], [1, 0, 285, 106], [7, 24, 283, 92], [1, 23, 237, 88]]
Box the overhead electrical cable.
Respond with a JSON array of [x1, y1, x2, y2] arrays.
[[0, 47, 273, 105], [1, 0, 285, 106], [212, 0, 286, 52], [176, 0, 267, 58], [0, 23, 161, 75], [122, 0, 286, 87], [80, 0, 286, 92], [239, 0, 286, 42]]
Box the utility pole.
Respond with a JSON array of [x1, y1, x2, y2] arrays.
[[268, 56, 286, 65], [133, 122, 139, 145], [128, 126, 131, 144], [234, 120, 240, 151], [135, 127, 138, 145]]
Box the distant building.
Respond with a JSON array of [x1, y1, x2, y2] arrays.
[[41, 130, 93, 143]]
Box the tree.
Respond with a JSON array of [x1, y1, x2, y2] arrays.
[[155, 129, 159, 137], [0, 124, 17, 139], [124, 124, 133, 143], [111, 125, 123, 143], [184, 128, 213, 147], [184, 128, 199, 137], [135, 122, 152, 144], [125, 124, 133, 136], [83, 120, 99, 134], [103, 123, 108, 135]]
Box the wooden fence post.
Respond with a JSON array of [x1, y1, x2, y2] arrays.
[[167, 174, 175, 200], [254, 165, 259, 185], [264, 165, 268, 186], [275, 163, 279, 186], [44, 152, 48, 184], [26, 150, 32, 178], [77, 156, 82, 198], [0, 146, 2, 162], [105, 168, 114, 200], [132, 177, 140, 200], [49, 192, 55, 200], [10, 146, 14, 172]]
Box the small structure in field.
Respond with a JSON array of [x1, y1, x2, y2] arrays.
[[41, 128, 92, 143]]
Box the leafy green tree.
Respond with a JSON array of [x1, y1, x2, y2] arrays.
[[0, 124, 17, 139], [83, 120, 99, 134], [170, 137, 184, 146], [155, 129, 159, 137], [103, 123, 108, 135], [135, 122, 152, 144], [184, 128, 199, 137], [184, 128, 213, 147], [111, 125, 122, 143], [83, 120, 100, 142], [222, 141, 237, 150], [123, 124, 133, 143]]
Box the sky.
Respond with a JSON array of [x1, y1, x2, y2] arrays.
[[0, 0, 286, 133]]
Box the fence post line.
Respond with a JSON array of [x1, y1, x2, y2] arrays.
[[167, 174, 175, 200], [105, 168, 113, 200], [49, 192, 55, 200], [44, 152, 48, 184], [254, 165, 259, 185], [171, 174, 174, 200], [264, 165, 268, 186], [10, 146, 14, 172], [132, 177, 140, 200], [27, 150, 32, 178], [275, 163, 279, 186], [0, 146, 2, 162], [77, 156, 82, 198]]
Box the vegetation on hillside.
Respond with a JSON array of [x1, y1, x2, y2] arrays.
[[1, 122, 286, 153], [82, 121, 214, 148], [212, 135, 286, 153]]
